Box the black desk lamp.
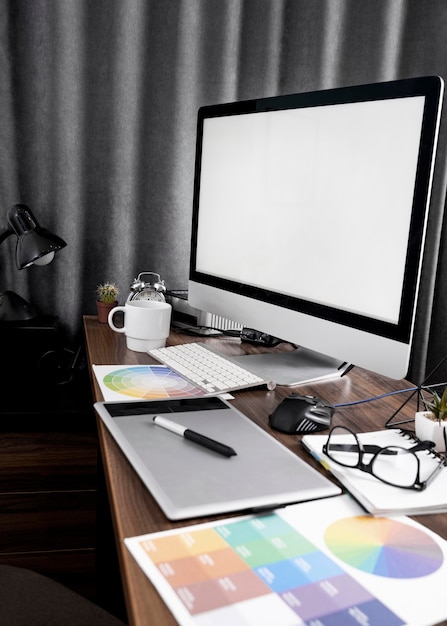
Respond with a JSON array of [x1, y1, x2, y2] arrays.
[[0, 204, 67, 322]]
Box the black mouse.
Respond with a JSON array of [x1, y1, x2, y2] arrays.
[[269, 394, 334, 433]]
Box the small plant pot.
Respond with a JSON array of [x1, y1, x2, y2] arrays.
[[96, 300, 118, 324], [415, 411, 447, 453]]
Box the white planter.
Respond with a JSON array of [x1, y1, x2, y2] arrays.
[[415, 411, 447, 453]]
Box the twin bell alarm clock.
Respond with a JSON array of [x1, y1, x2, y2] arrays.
[[126, 272, 167, 303]]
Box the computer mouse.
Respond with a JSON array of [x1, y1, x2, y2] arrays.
[[268, 394, 334, 433]]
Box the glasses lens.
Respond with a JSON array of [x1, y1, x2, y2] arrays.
[[326, 426, 360, 467], [372, 446, 418, 488]]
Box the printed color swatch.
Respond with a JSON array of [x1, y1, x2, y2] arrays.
[[99, 365, 205, 400], [134, 514, 410, 625], [324, 515, 443, 578]]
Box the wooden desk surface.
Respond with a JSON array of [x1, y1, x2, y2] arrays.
[[83, 315, 447, 626]]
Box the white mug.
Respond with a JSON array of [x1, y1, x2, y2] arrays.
[[108, 300, 172, 352]]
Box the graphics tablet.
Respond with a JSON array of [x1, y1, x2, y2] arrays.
[[94, 396, 341, 520]]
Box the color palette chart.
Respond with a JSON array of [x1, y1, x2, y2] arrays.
[[325, 516, 443, 579], [92, 364, 206, 401], [125, 495, 447, 626]]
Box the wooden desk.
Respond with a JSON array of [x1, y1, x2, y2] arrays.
[[83, 315, 447, 626]]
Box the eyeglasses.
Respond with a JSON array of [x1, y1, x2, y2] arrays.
[[322, 426, 445, 491]]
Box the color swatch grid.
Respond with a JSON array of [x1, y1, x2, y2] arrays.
[[128, 508, 445, 626]]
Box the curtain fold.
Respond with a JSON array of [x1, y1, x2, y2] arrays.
[[1, 0, 446, 384]]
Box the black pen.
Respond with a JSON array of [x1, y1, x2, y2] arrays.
[[152, 415, 237, 457]]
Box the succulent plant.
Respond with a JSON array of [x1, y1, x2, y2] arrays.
[[96, 282, 119, 304], [423, 387, 447, 422]]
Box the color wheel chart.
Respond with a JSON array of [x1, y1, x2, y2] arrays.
[[324, 516, 443, 579], [125, 496, 447, 626], [92, 365, 206, 401]]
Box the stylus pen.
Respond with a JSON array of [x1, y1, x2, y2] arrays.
[[152, 415, 237, 457]]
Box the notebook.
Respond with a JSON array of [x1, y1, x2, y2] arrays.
[[302, 428, 447, 515], [94, 396, 341, 520]]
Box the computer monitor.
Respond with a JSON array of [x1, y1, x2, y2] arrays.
[[188, 76, 444, 386]]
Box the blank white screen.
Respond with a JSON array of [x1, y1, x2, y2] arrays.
[[196, 97, 425, 324]]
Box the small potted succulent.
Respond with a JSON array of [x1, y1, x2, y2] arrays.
[[96, 282, 119, 323], [415, 387, 447, 452]]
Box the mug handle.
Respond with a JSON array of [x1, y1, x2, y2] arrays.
[[108, 306, 126, 333]]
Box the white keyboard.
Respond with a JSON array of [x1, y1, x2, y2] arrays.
[[149, 342, 274, 394]]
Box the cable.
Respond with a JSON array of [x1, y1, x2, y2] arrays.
[[334, 386, 418, 408]]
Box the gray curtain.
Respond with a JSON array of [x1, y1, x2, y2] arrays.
[[1, 0, 447, 384]]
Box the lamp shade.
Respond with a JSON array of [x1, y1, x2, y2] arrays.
[[7, 204, 67, 269], [0, 290, 37, 321], [0, 204, 67, 322]]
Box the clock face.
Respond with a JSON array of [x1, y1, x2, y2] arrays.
[[128, 289, 166, 302]]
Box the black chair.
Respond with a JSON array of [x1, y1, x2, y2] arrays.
[[0, 565, 127, 625]]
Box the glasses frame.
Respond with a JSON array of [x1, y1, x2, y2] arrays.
[[323, 426, 445, 491]]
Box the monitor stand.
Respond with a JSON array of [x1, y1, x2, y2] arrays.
[[230, 346, 352, 387]]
